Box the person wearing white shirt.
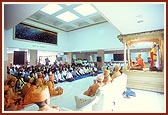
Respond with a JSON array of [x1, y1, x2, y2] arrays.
[[66, 70, 75, 82], [57, 70, 66, 83]]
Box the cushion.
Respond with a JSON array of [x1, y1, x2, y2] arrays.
[[74, 95, 95, 109]]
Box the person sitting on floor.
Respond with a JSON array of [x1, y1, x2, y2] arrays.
[[4, 89, 18, 111], [102, 69, 112, 84], [83, 74, 105, 97], [57, 70, 66, 83], [31, 85, 61, 111], [21, 78, 34, 97], [66, 69, 75, 82], [6, 77, 24, 110], [23, 78, 42, 105], [47, 74, 63, 97]]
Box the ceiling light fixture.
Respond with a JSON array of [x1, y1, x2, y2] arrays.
[[74, 4, 97, 16], [56, 11, 79, 22], [40, 4, 63, 15]]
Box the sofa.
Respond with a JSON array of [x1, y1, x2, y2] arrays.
[[74, 73, 128, 111]]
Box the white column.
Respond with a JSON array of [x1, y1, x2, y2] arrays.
[[123, 42, 127, 70], [66, 52, 72, 65], [127, 44, 130, 68], [29, 50, 38, 66]]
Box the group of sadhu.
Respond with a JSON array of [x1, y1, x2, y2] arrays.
[[4, 72, 63, 111], [130, 44, 157, 70], [4, 65, 122, 111]]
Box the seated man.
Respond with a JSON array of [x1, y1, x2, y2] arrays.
[[23, 78, 42, 105], [103, 69, 112, 84], [47, 74, 63, 96], [130, 54, 145, 70], [30, 85, 61, 111], [111, 65, 122, 81], [83, 75, 105, 97]]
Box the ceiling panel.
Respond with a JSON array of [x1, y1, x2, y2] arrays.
[[25, 3, 108, 32]]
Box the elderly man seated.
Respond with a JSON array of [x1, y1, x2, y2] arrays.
[[103, 69, 112, 84], [130, 53, 145, 70], [83, 75, 105, 97]]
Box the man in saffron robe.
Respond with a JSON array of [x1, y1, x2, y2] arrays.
[[31, 85, 61, 111], [111, 65, 122, 81], [84, 74, 105, 97], [103, 69, 112, 84], [47, 74, 63, 96]]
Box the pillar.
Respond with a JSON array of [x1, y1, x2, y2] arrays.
[[29, 49, 38, 66], [66, 52, 72, 65], [160, 39, 164, 71], [123, 42, 127, 70], [97, 50, 104, 70], [127, 44, 130, 69]]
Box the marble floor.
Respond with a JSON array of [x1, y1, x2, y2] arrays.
[[52, 76, 165, 113], [18, 74, 165, 113]]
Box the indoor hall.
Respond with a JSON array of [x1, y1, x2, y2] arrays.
[[3, 2, 166, 113]]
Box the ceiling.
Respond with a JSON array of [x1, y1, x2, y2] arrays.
[[4, 3, 165, 34], [94, 3, 164, 34], [24, 3, 108, 32], [4, 3, 165, 53]]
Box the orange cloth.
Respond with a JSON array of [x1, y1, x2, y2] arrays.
[[21, 83, 31, 97], [104, 69, 110, 77], [4, 91, 17, 111], [47, 81, 55, 96], [31, 85, 50, 103], [84, 83, 100, 97], [111, 65, 122, 80], [23, 85, 37, 105], [151, 47, 157, 61], [7, 74, 17, 84], [136, 57, 145, 68], [103, 70, 112, 83], [36, 78, 45, 87], [37, 72, 43, 78], [4, 85, 9, 91]]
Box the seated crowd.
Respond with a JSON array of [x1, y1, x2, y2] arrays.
[[4, 62, 99, 111]]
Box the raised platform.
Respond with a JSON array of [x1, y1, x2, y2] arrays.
[[123, 70, 164, 93]]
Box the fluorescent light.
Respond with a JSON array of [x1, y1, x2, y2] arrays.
[[56, 11, 79, 22], [74, 4, 97, 16], [40, 4, 62, 15]]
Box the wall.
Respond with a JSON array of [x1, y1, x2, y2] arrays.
[[67, 22, 123, 52]]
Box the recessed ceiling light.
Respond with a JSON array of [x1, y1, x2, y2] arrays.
[[56, 11, 79, 22], [40, 4, 62, 15], [74, 4, 97, 16]]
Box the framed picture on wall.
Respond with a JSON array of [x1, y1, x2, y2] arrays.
[[14, 23, 57, 45]]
